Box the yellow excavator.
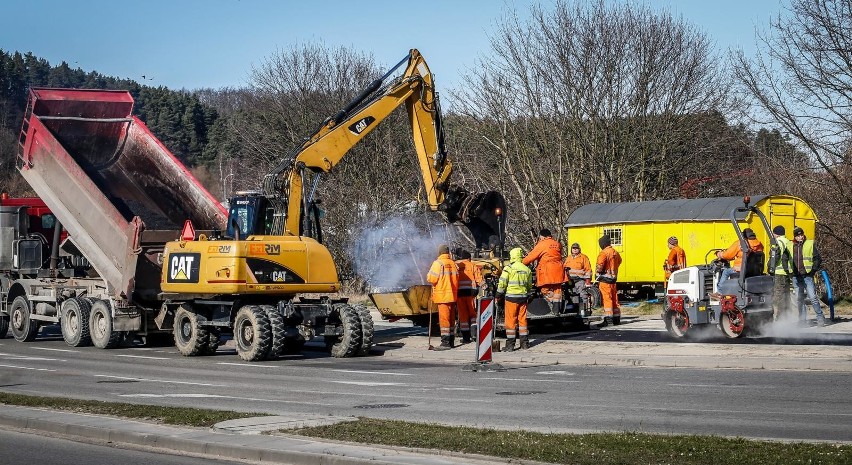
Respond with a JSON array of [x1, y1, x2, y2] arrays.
[[158, 49, 505, 361]]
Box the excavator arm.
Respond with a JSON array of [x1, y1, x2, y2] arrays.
[[259, 49, 505, 249]]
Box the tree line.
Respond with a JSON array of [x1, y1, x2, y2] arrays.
[[0, 0, 848, 297]]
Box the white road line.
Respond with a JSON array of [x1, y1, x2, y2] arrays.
[[330, 369, 413, 376], [115, 354, 170, 360], [439, 387, 478, 391], [536, 370, 575, 375], [0, 364, 56, 372], [0, 353, 64, 362], [329, 380, 407, 386], [94, 374, 227, 387], [29, 347, 79, 353], [481, 377, 580, 384], [216, 362, 279, 368], [116, 393, 335, 406], [668, 383, 775, 389]]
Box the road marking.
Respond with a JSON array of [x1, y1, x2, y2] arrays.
[[668, 383, 776, 389], [329, 380, 407, 386], [331, 369, 413, 376], [120, 393, 231, 399], [481, 377, 580, 384], [94, 374, 227, 387], [536, 370, 575, 375], [0, 364, 56, 372], [115, 354, 170, 360], [0, 353, 64, 362], [116, 393, 335, 406], [217, 362, 279, 368], [439, 387, 478, 391], [30, 347, 79, 353]]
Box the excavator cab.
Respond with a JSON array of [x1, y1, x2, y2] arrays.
[[226, 191, 271, 239]]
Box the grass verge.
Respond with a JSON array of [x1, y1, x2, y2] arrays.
[[0, 392, 262, 428], [289, 418, 851, 465]]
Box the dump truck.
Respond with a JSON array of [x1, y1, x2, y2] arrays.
[[7, 87, 227, 348]]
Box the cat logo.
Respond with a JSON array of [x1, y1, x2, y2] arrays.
[[272, 270, 287, 282], [348, 116, 375, 135], [167, 253, 200, 283]]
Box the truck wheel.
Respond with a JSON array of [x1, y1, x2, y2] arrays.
[[10, 296, 37, 342], [325, 304, 362, 358], [0, 314, 9, 338], [61, 298, 92, 347], [720, 308, 746, 338], [261, 305, 285, 360], [173, 305, 209, 356], [664, 310, 689, 339], [89, 300, 121, 349], [233, 305, 271, 362], [204, 328, 221, 355], [355, 305, 374, 356]]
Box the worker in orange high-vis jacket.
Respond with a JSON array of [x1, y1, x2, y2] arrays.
[[715, 228, 763, 292], [596, 234, 622, 327], [427, 244, 459, 350], [564, 242, 592, 301], [454, 248, 481, 344], [523, 229, 566, 304], [496, 247, 533, 352], [664, 236, 687, 282]]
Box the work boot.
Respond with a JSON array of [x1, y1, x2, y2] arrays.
[[599, 317, 611, 328], [817, 316, 826, 327], [519, 335, 530, 350], [503, 338, 516, 352], [461, 331, 471, 344], [433, 335, 453, 351]]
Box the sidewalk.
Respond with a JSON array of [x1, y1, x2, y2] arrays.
[[0, 405, 535, 465]]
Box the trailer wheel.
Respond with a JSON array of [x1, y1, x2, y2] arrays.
[[10, 296, 37, 342], [355, 305, 374, 356], [664, 310, 689, 339], [0, 314, 9, 338], [720, 308, 746, 338], [173, 305, 209, 356], [233, 305, 271, 362], [262, 305, 285, 360], [325, 304, 362, 358], [203, 328, 221, 355], [61, 298, 92, 347], [89, 300, 121, 349]]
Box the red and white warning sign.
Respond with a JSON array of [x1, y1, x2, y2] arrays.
[[476, 297, 494, 362]]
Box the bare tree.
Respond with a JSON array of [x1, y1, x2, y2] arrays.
[[452, 0, 734, 248], [733, 0, 852, 295]]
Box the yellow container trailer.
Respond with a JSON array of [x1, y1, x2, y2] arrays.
[[564, 195, 817, 295]]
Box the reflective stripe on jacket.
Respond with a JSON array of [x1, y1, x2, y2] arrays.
[[719, 238, 763, 271], [564, 253, 591, 279], [595, 246, 622, 282], [665, 246, 687, 272], [773, 236, 791, 275], [456, 258, 480, 297], [792, 239, 819, 275], [523, 237, 565, 286], [427, 253, 459, 303], [497, 262, 532, 299]]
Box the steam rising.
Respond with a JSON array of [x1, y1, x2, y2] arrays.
[[349, 215, 451, 291]]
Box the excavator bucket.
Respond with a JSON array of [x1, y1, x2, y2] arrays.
[[441, 186, 506, 250]]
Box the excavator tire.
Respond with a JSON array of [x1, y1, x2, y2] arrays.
[[262, 304, 285, 360], [10, 296, 37, 342], [173, 304, 209, 356], [355, 305, 374, 356], [326, 304, 362, 358], [89, 300, 122, 349], [60, 297, 92, 347], [0, 314, 8, 338], [234, 305, 272, 361]]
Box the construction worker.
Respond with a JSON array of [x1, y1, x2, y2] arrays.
[[523, 229, 566, 304], [595, 235, 622, 327], [770, 225, 793, 321], [715, 228, 763, 291], [663, 236, 687, 282], [496, 247, 532, 352], [455, 248, 481, 343], [564, 242, 592, 302], [790, 226, 826, 326], [427, 244, 459, 350]]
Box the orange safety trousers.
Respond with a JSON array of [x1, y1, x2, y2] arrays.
[[504, 300, 528, 339], [437, 303, 455, 336], [599, 282, 621, 317], [540, 284, 562, 303], [457, 296, 475, 331]]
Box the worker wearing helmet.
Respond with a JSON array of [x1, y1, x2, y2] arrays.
[[454, 249, 481, 343], [427, 244, 459, 350], [564, 242, 592, 302], [790, 227, 826, 326], [664, 236, 687, 281], [496, 247, 532, 352], [523, 229, 566, 304], [715, 228, 763, 290], [596, 235, 622, 327]]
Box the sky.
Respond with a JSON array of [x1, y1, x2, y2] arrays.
[[3, 0, 785, 94]]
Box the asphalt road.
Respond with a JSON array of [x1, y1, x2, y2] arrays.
[[0, 320, 850, 442], [0, 428, 244, 465]]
